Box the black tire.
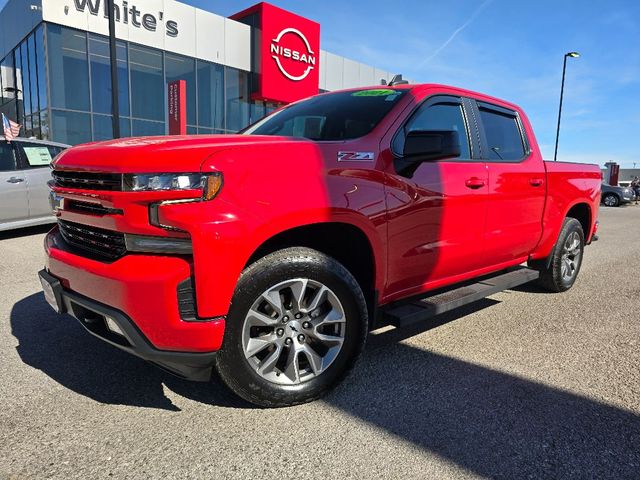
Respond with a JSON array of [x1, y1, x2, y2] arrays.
[[602, 193, 620, 207], [215, 247, 368, 407], [534, 217, 585, 292]]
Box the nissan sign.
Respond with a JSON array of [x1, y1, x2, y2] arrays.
[[270, 28, 316, 81], [232, 2, 320, 104]]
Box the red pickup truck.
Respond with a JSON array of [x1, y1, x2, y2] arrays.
[[39, 84, 601, 407]]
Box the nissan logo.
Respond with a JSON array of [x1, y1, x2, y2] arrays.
[[270, 28, 317, 81]]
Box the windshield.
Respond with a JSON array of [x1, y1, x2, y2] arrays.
[[243, 88, 408, 141]]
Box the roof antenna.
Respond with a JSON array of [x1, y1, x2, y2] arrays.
[[388, 74, 409, 86]]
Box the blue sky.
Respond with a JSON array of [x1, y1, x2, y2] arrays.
[[183, 0, 640, 167]]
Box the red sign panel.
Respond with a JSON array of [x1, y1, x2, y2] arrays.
[[609, 163, 620, 186], [168, 80, 186, 135], [232, 2, 320, 104]]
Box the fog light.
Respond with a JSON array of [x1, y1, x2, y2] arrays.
[[105, 316, 125, 336], [124, 234, 193, 254]]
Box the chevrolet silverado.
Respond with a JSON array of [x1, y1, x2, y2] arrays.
[[39, 84, 601, 407]]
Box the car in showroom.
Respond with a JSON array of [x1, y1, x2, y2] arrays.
[[0, 136, 68, 231], [601, 183, 635, 207]]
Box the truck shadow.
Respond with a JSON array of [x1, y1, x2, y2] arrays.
[[10, 292, 248, 411], [10, 292, 494, 412], [329, 339, 640, 479], [11, 293, 640, 478]]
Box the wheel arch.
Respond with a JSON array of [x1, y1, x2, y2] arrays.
[[244, 221, 380, 323], [565, 202, 592, 239], [530, 199, 592, 268]]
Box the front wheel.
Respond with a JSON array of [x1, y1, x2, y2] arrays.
[[215, 247, 368, 407], [534, 217, 585, 292], [603, 193, 620, 207]]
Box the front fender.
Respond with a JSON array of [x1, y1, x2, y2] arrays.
[[159, 145, 388, 318], [159, 199, 385, 318]]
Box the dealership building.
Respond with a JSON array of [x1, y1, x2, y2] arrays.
[[0, 0, 411, 145]]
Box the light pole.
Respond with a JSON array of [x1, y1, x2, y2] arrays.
[[106, 0, 120, 138], [553, 51, 579, 161]]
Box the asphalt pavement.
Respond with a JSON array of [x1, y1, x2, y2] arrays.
[[1, 205, 639, 479]]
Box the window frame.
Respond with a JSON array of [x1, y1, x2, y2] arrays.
[[473, 100, 530, 163], [14, 140, 63, 169], [390, 95, 481, 162]]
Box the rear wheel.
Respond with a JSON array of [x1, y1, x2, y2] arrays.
[[215, 247, 368, 407], [535, 217, 585, 292], [603, 193, 620, 207]]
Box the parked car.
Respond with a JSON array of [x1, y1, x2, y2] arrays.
[[601, 183, 635, 207], [0, 136, 69, 231], [39, 84, 602, 407]]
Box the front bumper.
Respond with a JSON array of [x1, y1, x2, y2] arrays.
[[44, 226, 225, 352], [38, 268, 217, 381]]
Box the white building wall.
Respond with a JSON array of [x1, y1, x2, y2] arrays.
[[223, 19, 251, 71], [1, 0, 411, 91], [195, 11, 225, 64]]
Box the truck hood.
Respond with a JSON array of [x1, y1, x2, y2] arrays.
[[52, 135, 316, 173]]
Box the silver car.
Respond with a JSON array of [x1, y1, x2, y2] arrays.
[[0, 136, 69, 231]]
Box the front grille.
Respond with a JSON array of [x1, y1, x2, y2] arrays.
[[67, 200, 123, 216], [52, 171, 122, 191], [58, 220, 126, 261]]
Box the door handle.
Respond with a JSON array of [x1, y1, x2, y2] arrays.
[[529, 178, 544, 187], [465, 177, 486, 189], [6, 177, 24, 183]]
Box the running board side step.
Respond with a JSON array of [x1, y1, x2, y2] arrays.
[[381, 267, 540, 328]]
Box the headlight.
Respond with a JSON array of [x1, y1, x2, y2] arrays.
[[123, 172, 223, 200]]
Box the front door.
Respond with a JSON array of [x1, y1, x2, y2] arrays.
[[385, 96, 489, 297]]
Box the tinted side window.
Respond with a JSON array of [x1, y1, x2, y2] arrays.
[[0, 142, 17, 171], [394, 102, 471, 159], [479, 108, 525, 161], [47, 146, 65, 159]]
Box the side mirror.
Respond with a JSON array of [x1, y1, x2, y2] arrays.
[[403, 130, 461, 161]]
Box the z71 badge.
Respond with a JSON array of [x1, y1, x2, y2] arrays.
[[337, 151, 375, 162]]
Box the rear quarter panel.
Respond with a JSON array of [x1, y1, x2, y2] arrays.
[[531, 161, 601, 260]]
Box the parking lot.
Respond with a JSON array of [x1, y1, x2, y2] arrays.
[[1, 205, 639, 479]]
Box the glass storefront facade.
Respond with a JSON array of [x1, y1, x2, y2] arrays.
[[0, 23, 277, 145]]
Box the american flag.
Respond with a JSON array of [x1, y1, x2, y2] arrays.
[[2, 113, 21, 142]]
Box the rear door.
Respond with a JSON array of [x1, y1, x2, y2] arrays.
[[16, 142, 64, 218], [0, 141, 29, 223], [474, 101, 546, 264]]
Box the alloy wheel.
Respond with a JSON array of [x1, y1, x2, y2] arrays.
[[241, 278, 346, 385], [604, 195, 618, 207], [560, 231, 582, 281]]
